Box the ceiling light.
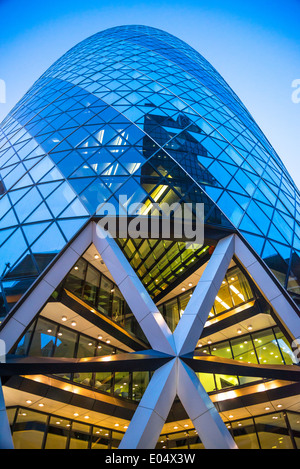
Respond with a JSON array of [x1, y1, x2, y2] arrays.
[[98, 335, 103, 340], [26, 400, 32, 404], [74, 413, 79, 417], [247, 325, 253, 331], [277, 404, 282, 408], [74, 266, 79, 270], [181, 287, 186, 291], [188, 283, 192, 287], [47, 329, 52, 333], [265, 407, 270, 410], [84, 416, 89, 419], [61, 316, 67, 322], [71, 321, 77, 327], [94, 254, 99, 259], [38, 403, 44, 407], [106, 339, 110, 344]]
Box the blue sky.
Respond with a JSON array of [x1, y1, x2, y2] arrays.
[[0, 0, 299, 186]]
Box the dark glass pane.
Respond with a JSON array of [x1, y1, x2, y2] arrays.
[[28, 318, 57, 357], [53, 326, 78, 358], [12, 409, 48, 449], [44, 417, 70, 449], [82, 264, 100, 305], [231, 419, 259, 449], [91, 427, 110, 449], [97, 276, 113, 316], [132, 372, 149, 402], [255, 413, 293, 449], [111, 286, 124, 326], [64, 258, 87, 298], [69, 422, 90, 449]]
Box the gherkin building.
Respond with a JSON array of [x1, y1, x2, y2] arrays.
[[0, 25, 300, 450]]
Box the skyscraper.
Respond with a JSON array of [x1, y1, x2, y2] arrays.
[[0, 25, 299, 450]]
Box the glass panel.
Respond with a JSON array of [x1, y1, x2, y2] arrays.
[[74, 336, 96, 386], [12, 320, 36, 356], [132, 372, 149, 402], [215, 374, 239, 390], [255, 413, 293, 449], [82, 264, 100, 305], [252, 329, 284, 365], [111, 286, 124, 325], [227, 267, 252, 305], [114, 372, 130, 399], [28, 318, 57, 357], [97, 276, 113, 316], [44, 417, 70, 449], [164, 297, 179, 331], [69, 422, 90, 449], [91, 427, 110, 449], [231, 418, 259, 449], [167, 431, 189, 449], [198, 372, 216, 393], [231, 334, 258, 364], [94, 372, 113, 393], [12, 409, 48, 449], [214, 279, 233, 314], [178, 292, 191, 316], [111, 431, 123, 449], [64, 258, 87, 297], [287, 412, 300, 449], [95, 343, 114, 357], [274, 327, 296, 364], [211, 341, 233, 359], [53, 326, 78, 358]]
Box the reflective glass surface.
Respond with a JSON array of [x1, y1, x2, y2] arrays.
[[0, 25, 299, 315]]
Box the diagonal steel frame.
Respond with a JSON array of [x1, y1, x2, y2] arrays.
[[1, 222, 300, 449]]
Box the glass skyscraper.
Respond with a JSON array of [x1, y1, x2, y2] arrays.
[[0, 25, 299, 450]]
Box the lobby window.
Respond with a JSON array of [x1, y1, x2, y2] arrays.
[[97, 276, 113, 317], [252, 329, 284, 365], [132, 372, 150, 402], [114, 371, 130, 399], [44, 417, 70, 449], [254, 413, 293, 449], [64, 258, 87, 297], [27, 317, 58, 357], [69, 421, 91, 449], [91, 427, 110, 449], [164, 297, 179, 331], [82, 264, 100, 305], [231, 418, 260, 449], [12, 409, 48, 449]]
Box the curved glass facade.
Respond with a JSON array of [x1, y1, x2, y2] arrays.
[[0, 25, 299, 313]]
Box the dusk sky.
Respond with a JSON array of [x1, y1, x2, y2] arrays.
[[1, 0, 299, 186]]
